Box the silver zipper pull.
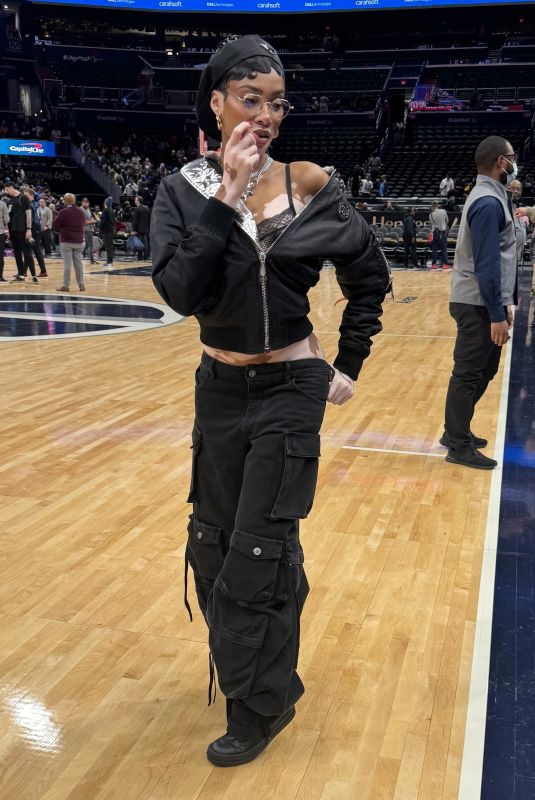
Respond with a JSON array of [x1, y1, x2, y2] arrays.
[[259, 251, 267, 277]]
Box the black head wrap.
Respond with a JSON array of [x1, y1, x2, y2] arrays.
[[195, 35, 284, 140]]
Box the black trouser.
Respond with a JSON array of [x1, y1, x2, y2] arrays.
[[101, 231, 114, 264], [403, 235, 418, 267], [84, 229, 96, 262], [32, 230, 47, 274], [41, 228, 52, 256], [431, 230, 448, 265], [187, 353, 332, 717], [0, 233, 5, 278], [10, 230, 36, 277], [137, 233, 150, 260], [444, 303, 503, 451]]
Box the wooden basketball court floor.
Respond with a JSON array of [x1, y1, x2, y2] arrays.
[[0, 256, 509, 799]]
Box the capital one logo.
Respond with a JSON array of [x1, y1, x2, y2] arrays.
[[9, 142, 45, 154]]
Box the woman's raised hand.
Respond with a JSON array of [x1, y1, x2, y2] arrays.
[[216, 122, 259, 207]]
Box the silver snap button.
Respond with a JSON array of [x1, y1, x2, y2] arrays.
[[249, 369, 257, 378], [253, 547, 262, 556], [197, 531, 203, 539]]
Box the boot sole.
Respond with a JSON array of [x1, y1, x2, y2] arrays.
[[207, 705, 296, 767], [439, 437, 488, 449], [445, 455, 496, 470]]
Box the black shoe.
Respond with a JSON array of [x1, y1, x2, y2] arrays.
[[445, 448, 497, 470], [440, 431, 488, 449], [32, 276, 39, 284], [207, 700, 296, 767], [12, 275, 25, 282]]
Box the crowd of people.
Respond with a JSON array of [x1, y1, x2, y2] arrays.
[[0, 178, 153, 288], [78, 131, 199, 203]]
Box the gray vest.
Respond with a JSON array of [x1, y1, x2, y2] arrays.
[[450, 175, 516, 307]]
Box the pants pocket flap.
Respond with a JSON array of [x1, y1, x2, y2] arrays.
[[232, 530, 283, 561], [285, 432, 321, 459], [211, 614, 267, 649], [188, 515, 221, 546]]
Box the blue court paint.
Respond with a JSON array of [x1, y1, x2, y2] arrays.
[[482, 278, 535, 799], [0, 293, 182, 339]]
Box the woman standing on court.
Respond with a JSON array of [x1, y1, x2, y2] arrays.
[[151, 35, 390, 768]]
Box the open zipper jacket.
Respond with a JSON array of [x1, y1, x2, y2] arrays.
[[151, 157, 391, 380]]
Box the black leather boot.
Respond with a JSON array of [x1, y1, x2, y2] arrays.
[[207, 699, 295, 767]]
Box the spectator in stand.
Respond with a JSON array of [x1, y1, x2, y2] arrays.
[[440, 175, 455, 197], [360, 174, 373, 196], [53, 192, 86, 293], [38, 197, 53, 256], [23, 187, 48, 278], [124, 178, 138, 197], [0, 185, 9, 282], [402, 207, 419, 268], [99, 196, 116, 269], [81, 197, 97, 265], [132, 195, 151, 261], [378, 175, 389, 198], [368, 154, 381, 183], [319, 95, 329, 113], [5, 181, 38, 283], [429, 201, 449, 270], [454, 174, 464, 199], [351, 163, 364, 197], [445, 195, 460, 213]]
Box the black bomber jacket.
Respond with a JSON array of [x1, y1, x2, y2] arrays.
[[151, 157, 391, 380]]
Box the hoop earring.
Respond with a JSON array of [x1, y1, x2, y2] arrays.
[[216, 115, 222, 131]]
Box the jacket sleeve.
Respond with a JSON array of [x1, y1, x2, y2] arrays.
[[150, 176, 238, 317], [331, 209, 391, 380]]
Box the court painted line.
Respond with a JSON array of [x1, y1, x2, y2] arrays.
[[0, 311, 163, 327], [342, 445, 445, 458], [458, 332, 514, 800]]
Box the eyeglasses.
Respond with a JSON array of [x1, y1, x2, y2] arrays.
[[226, 93, 293, 119], [501, 152, 517, 161]]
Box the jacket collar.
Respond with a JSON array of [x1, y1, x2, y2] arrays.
[[180, 157, 259, 245]]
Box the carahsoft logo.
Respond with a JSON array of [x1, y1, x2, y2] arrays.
[[8, 141, 45, 154]]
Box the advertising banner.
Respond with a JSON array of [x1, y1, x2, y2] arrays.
[[0, 139, 57, 157]]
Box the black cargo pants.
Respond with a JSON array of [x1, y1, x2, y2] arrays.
[[186, 352, 332, 717], [444, 303, 503, 451]]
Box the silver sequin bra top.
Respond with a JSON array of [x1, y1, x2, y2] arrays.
[[256, 208, 296, 251]]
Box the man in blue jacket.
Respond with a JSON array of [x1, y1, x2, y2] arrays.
[[442, 136, 517, 469]]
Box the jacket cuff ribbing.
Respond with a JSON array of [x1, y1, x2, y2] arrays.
[[199, 197, 238, 242], [333, 348, 364, 381]]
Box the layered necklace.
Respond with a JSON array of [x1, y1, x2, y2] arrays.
[[241, 155, 273, 201]]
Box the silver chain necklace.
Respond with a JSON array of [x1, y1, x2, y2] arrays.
[[241, 155, 273, 200]]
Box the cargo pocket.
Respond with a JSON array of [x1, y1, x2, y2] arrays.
[[186, 515, 224, 581], [186, 425, 203, 504], [269, 432, 321, 520], [218, 530, 283, 604], [208, 591, 268, 699]]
